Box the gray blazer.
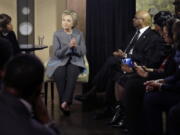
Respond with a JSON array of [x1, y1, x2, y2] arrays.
[[46, 28, 86, 78]]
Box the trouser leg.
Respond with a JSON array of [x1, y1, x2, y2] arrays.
[[63, 64, 80, 104], [53, 66, 66, 103]]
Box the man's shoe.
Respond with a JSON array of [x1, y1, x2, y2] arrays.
[[75, 94, 88, 102], [60, 107, 70, 116], [112, 120, 129, 135], [111, 119, 125, 128], [75, 86, 97, 102], [111, 115, 127, 130], [108, 105, 124, 125]]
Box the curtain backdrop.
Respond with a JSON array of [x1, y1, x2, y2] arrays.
[[86, 0, 135, 83]]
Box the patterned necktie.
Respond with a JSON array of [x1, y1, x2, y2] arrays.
[[125, 30, 140, 54]]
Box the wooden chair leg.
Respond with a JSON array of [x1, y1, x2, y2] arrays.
[[44, 82, 48, 106], [51, 81, 54, 105]]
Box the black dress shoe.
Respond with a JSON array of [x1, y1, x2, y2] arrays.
[[108, 105, 124, 125], [75, 86, 97, 102], [60, 107, 70, 116], [111, 119, 125, 128], [111, 115, 128, 130], [75, 94, 88, 102]]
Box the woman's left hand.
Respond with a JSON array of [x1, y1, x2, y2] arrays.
[[134, 64, 148, 78]]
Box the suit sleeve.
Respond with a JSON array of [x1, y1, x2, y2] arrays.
[[73, 32, 86, 56], [161, 62, 180, 91], [137, 33, 166, 68], [146, 38, 169, 68]]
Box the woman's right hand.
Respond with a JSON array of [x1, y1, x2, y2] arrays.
[[134, 64, 148, 78], [70, 38, 77, 48], [144, 79, 164, 92], [142, 66, 154, 72]]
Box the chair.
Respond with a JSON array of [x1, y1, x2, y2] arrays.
[[44, 45, 55, 106], [43, 46, 89, 106]]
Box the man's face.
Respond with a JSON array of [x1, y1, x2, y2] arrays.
[[7, 23, 13, 31], [133, 13, 143, 28]]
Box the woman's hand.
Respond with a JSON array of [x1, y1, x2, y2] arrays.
[[70, 38, 77, 48], [144, 79, 164, 92], [142, 66, 154, 72], [134, 64, 148, 78]]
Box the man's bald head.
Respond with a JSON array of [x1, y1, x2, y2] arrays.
[[133, 10, 152, 29]]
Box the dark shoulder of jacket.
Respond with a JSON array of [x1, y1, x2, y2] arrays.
[[149, 29, 161, 37], [149, 30, 165, 44]]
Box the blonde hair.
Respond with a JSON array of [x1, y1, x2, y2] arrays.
[[62, 9, 78, 28]]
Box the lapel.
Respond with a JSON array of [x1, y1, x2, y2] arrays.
[[135, 28, 151, 45]]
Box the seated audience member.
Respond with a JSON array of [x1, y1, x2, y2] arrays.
[[0, 37, 13, 90], [144, 20, 180, 135], [0, 13, 20, 55], [153, 11, 174, 36], [0, 54, 60, 135], [46, 9, 86, 116], [110, 11, 174, 134]]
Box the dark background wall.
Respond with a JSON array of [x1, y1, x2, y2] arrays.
[[86, 0, 135, 82]]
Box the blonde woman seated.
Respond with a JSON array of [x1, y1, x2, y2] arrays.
[[46, 10, 86, 115]]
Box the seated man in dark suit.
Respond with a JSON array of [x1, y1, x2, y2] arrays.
[[76, 10, 168, 119], [0, 54, 60, 135]]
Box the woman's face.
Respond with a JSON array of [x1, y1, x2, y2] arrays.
[[62, 15, 73, 31], [6, 23, 13, 31], [162, 26, 172, 44], [154, 24, 163, 36]]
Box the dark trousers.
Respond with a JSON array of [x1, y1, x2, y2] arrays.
[[124, 75, 147, 135], [169, 102, 180, 135], [90, 56, 123, 106], [53, 63, 80, 104], [144, 91, 180, 135], [91, 56, 122, 92]]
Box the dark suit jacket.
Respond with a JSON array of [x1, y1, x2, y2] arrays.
[[148, 47, 176, 80], [0, 91, 59, 135], [161, 50, 180, 92], [0, 31, 20, 55], [128, 28, 166, 68]]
